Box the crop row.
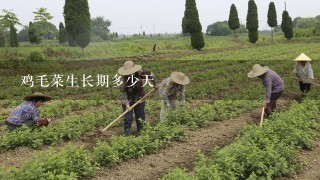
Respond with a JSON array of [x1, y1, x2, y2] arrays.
[[0, 100, 258, 179], [162, 100, 320, 179]]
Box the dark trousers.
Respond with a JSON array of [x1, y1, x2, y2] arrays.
[[5, 120, 36, 131], [122, 101, 146, 131], [265, 91, 283, 117], [299, 82, 311, 93]]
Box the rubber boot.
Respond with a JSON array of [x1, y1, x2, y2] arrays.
[[137, 126, 143, 135], [124, 128, 131, 136]]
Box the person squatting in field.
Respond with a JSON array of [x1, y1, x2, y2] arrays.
[[248, 64, 284, 118], [118, 61, 158, 136], [4, 92, 51, 131], [293, 53, 314, 96], [159, 72, 190, 121]]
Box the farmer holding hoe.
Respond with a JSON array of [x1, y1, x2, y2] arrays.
[[118, 61, 158, 136], [159, 72, 190, 121], [293, 53, 315, 96], [248, 64, 284, 118], [4, 92, 51, 131]]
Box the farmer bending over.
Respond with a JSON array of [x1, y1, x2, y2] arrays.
[[248, 64, 284, 118], [118, 61, 158, 136], [5, 92, 51, 131], [293, 53, 314, 96], [159, 72, 190, 121]]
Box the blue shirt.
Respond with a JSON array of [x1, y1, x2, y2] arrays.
[[7, 101, 40, 125]]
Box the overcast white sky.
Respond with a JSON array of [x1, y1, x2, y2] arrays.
[[0, 0, 319, 35]]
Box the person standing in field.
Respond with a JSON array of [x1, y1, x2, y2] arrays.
[[159, 72, 190, 121], [293, 53, 314, 96], [5, 92, 51, 131], [248, 64, 284, 118], [118, 61, 158, 136]]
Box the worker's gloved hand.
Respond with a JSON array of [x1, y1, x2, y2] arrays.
[[38, 118, 49, 126]]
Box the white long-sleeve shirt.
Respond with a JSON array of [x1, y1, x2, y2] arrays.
[[294, 62, 314, 80]]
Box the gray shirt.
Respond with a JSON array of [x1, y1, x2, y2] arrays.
[[261, 70, 284, 103]]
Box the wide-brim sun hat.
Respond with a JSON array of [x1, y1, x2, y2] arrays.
[[24, 92, 52, 101], [170, 72, 190, 85], [294, 53, 312, 62], [247, 64, 269, 78], [118, 61, 142, 76]]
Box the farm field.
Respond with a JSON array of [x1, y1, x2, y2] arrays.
[[0, 36, 320, 180]]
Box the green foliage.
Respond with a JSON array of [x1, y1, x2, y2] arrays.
[[191, 31, 205, 50], [267, 2, 277, 42], [1, 145, 97, 179], [248, 29, 259, 44], [162, 168, 191, 180], [91, 16, 111, 40], [228, 4, 240, 32], [207, 21, 246, 36], [17, 26, 29, 42], [29, 51, 45, 62], [94, 122, 186, 167], [246, 0, 259, 43], [28, 22, 41, 44], [295, 18, 316, 29], [267, 2, 277, 28], [281, 11, 293, 40], [9, 24, 18, 47], [64, 0, 91, 49], [169, 100, 320, 179], [59, 22, 67, 44], [0, 9, 22, 28], [182, 0, 202, 34], [32, 7, 53, 22]]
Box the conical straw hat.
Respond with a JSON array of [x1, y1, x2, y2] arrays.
[[294, 53, 311, 61], [24, 92, 52, 101]]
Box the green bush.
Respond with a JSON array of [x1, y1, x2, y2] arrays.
[[29, 51, 45, 62]]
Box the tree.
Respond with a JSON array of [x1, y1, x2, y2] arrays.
[[295, 18, 316, 29], [18, 26, 29, 42], [33, 8, 54, 40], [228, 4, 240, 37], [9, 24, 18, 47], [207, 21, 246, 36], [292, 17, 302, 28], [91, 16, 111, 40], [64, 0, 91, 55], [0, 9, 21, 46], [267, 2, 277, 42], [59, 22, 67, 44], [182, 0, 202, 34], [182, 0, 205, 50], [246, 0, 259, 43], [29, 22, 41, 44], [32, 21, 58, 40], [316, 15, 320, 22], [191, 31, 205, 50], [281, 11, 293, 40]]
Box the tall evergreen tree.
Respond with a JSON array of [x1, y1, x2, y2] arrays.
[[281, 10, 293, 40], [28, 22, 41, 44], [64, 0, 91, 55], [228, 4, 240, 36], [267, 2, 277, 42], [246, 0, 259, 43], [182, 0, 205, 50], [182, 0, 202, 34], [59, 22, 67, 44], [9, 24, 18, 47]]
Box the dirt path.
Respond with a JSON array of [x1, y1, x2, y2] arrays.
[[289, 139, 320, 180], [93, 109, 260, 180]]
